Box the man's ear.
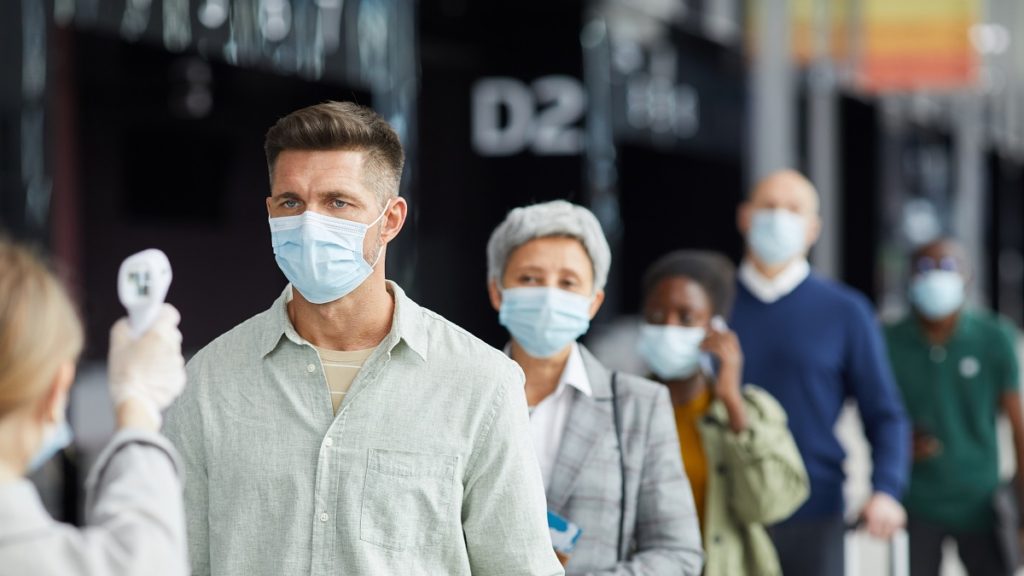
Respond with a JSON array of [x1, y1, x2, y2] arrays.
[[488, 279, 503, 313], [737, 202, 753, 236], [380, 197, 408, 244], [806, 213, 822, 249], [588, 290, 606, 320]]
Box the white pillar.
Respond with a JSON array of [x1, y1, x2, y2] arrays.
[[749, 0, 796, 185], [953, 92, 988, 307], [807, 0, 841, 278]]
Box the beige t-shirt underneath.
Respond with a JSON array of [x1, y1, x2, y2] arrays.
[[314, 346, 375, 413]]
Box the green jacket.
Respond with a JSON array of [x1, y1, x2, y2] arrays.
[[696, 386, 809, 576]]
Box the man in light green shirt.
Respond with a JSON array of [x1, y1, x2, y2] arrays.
[[164, 101, 563, 576]]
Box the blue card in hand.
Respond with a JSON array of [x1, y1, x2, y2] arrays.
[[548, 510, 583, 554]]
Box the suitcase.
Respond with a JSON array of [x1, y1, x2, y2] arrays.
[[844, 527, 909, 576]]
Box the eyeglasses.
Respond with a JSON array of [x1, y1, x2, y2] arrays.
[[913, 255, 960, 275]]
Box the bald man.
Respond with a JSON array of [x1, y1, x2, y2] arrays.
[[885, 239, 1023, 576], [729, 170, 910, 576]]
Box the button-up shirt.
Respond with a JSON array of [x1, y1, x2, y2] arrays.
[[738, 258, 810, 303], [163, 282, 563, 576], [528, 343, 592, 489]]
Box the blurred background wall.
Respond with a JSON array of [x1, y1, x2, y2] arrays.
[[7, 0, 1024, 354]]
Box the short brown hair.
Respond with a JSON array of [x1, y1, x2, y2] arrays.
[[0, 239, 83, 417], [264, 101, 405, 206]]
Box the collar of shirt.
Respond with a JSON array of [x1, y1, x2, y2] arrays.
[[259, 281, 428, 362], [739, 258, 811, 304], [503, 342, 593, 404], [0, 479, 53, 539], [547, 342, 593, 403]]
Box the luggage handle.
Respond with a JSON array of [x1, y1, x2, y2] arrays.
[[844, 522, 909, 576]]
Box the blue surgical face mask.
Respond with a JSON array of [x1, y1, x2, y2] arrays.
[[748, 209, 807, 265], [499, 287, 593, 359], [269, 203, 389, 305], [909, 270, 965, 320], [27, 420, 73, 474], [637, 324, 707, 381]]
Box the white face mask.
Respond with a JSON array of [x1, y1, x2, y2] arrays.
[[748, 209, 807, 265], [27, 419, 72, 474], [499, 287, 593, 358], [909, 270, 965, 320], [268, 202, 390, 304], [636, 324, 707, 381]]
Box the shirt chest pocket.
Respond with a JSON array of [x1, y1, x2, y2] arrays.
[[360, 448, 458, 551]]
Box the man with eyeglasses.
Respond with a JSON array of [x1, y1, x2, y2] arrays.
[[885, 238, 1024, 576]]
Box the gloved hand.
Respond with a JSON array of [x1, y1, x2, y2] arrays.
[[108, 303, 186, 427]]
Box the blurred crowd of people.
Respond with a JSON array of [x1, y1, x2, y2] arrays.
[[1, 101, 1022, 576]]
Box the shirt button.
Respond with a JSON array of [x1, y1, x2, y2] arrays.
[[319, 513, 329, 522], [324, 437, 334, 447], [306, 363, 316, 373]]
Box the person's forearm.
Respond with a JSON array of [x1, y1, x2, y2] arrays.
[[116, 398, 160, 432], [1013, 436, 1024, 497], [718, 367, 747, 433], [78, 432, 188, 576], [866, 411, 911, 497]]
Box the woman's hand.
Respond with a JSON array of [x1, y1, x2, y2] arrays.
[[701, 318, 747, 432], [108, 304, 186, 430]]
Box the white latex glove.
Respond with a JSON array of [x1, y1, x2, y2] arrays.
[[108, 303, 186, 427]]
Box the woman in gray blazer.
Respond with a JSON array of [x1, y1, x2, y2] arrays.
[[0, 240, 188, 575], [486, 201, 704, 575]]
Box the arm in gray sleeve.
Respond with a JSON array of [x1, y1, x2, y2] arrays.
[[589, 386, 705, 576], [461, 367, 565, 576], [47, 429, 188, 576]]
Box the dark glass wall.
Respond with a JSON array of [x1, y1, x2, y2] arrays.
[[71, 31, 369, 358]]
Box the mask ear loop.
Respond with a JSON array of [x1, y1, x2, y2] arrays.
[[367, 199, 393, 269]]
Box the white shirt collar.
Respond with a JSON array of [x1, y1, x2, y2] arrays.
[[739, 258, 811, 304], [507, 342, 593, 403], [557, 343, 592, 398]]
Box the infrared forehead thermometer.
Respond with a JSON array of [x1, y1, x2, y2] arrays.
[[118, 249, 172, 338]]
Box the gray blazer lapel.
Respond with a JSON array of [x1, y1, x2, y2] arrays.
[[546, 345, 615, 511]]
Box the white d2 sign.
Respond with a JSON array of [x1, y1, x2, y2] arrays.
[[471, 75, 587, 157]]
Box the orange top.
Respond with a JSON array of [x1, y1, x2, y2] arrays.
[[673, 387, 712, 533]]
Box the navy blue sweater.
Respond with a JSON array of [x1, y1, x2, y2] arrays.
[[730, 274, 909, 520]]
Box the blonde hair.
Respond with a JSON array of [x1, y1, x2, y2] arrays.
[[0, 240, 83, 416]]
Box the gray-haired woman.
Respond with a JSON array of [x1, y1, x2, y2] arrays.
[[486, 200, 704, 575]]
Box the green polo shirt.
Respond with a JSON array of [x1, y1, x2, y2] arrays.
[[884, 309, 1020, 531]]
